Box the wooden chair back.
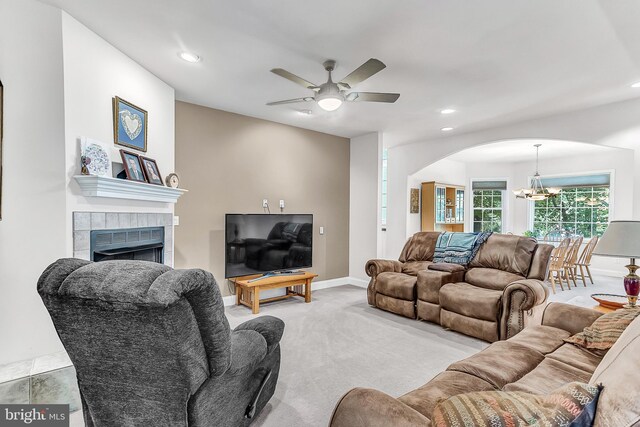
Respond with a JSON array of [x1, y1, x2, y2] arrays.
[[549, 238, 571, 271], [565, 237, 583, 268], [577, 236, 598, 265]]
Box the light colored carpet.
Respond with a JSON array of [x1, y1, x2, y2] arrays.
[[69, 272, 625, 427], [546, 272, 622, 306], [227, 284, 486, 427]]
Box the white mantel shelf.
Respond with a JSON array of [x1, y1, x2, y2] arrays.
[[74, 175, 187, 204]]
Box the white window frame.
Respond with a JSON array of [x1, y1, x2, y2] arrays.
[[468, 178, 509, 233], [381, 149, 388, 227], [526, 169, 615, 239]]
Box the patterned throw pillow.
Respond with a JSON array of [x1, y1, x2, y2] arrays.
[[432, 382, 602, 427], [564, 307, 640, 350]]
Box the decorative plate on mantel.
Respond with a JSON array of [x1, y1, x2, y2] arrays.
[[591, 293, 628, 310]]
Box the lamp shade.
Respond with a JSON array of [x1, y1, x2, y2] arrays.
[[593, 221, 640, 258]]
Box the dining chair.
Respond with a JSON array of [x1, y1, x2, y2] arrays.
[[563, 237, 583, 288], [575, 236, 599, 285], [547, 237, 571, 294]]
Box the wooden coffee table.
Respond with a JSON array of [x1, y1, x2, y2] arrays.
[[232, 271, 318, 314]]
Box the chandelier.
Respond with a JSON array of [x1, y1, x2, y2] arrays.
[[513, 144, 561, 201]]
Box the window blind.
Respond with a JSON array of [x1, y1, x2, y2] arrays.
[[472, 180, 507, 191], [539, 173, 610, 189]]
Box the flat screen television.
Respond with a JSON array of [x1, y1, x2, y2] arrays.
[[225, 214, 313, 278]]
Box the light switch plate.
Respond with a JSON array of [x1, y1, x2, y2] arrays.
[[173, 216, 180, 226], [319, 226, 324, 235]]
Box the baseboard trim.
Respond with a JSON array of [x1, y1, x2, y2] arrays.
[[222, 276, 368, 306], [346, 277, 369, 288]]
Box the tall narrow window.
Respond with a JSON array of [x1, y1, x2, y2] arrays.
[[472, 180, 506, 233], [381, 149, 388, 226]]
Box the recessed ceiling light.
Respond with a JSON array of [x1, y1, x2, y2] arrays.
[[441, 127, 454, 132], [179, 51, 201, 63], [440, 108, 456, 114], [298, 110, 312, 115], [632, 81, 640, 88]]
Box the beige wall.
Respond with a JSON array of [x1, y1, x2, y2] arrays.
[[174, 101, 350, 295]]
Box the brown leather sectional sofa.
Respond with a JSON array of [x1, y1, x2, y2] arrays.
[[330, 303, 640, 427], [366, 232, 554, 342]]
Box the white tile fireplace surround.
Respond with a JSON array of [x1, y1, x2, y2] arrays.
[[72, 212, 174, 267]]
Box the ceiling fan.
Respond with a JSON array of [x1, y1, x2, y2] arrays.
[[267, 58, 400, 112]]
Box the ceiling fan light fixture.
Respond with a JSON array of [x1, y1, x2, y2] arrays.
[[317, 97, 343, 111]]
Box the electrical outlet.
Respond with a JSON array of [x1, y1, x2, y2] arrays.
[[262, 199, 269, 208], [319, 226, 324, 235], [279, 200, 285, 209]]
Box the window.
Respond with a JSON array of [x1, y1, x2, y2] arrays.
[[532, 186, 609, 238], [473, 190, 503, 232], [472, 180, 507, 233], [381, 149, 388, 226]]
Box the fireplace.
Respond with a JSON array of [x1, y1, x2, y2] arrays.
[[90, 227, 164, 263], [73, 212, 174, 267]]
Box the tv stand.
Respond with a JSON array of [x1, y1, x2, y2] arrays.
[[230, 271, 318, 314]]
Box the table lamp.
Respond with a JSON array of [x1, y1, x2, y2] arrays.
[[593, 221, 640, 307]]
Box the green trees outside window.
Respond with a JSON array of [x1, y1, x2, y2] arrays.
[[473, 190, 503, 232], [532, 186, 609, 238]]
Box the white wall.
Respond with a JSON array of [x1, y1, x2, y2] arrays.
[[61, 13, 176, 255], [407, 158, 466, 235], [0, 0, 67, 365], [386, 97, 640, 259], [464, 148, 633, 233], [0, 6, 177, 366], [349, 132, 381, 280]]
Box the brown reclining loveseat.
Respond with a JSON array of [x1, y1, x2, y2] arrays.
[[366, 232, 554, 342]]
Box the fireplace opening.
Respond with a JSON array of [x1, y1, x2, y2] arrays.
[[90, 227, 164, 264]]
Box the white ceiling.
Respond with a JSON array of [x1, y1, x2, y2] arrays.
[[39, 0, 640, 146], [447, 140, 620, 163]]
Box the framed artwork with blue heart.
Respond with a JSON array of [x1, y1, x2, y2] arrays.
[[113, 96, 147, 152]]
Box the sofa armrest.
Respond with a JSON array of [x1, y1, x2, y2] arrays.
[[234, 315, 284, 354], [542, 302, 603, 335], [330, 388, 430, 427], [228, 329, 268, 374], [500, 279, 549, 339], [365, 259, 402, 278], [428, 262, 466, 273]]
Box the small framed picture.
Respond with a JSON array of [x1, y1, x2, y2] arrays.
[[140, 156, 164, 186], [113, 96, 147, 152], [410, 188, 420, 213], [119, 150, 147, 182]]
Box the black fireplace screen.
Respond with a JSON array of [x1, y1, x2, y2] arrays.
[[91, 227, 164, 264]]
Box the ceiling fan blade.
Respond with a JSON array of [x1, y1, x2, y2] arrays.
[[338, 58, 386, 89], [346, 92, 400, 103], [270, 68, 319, 90], [266, 97, 314, 106]]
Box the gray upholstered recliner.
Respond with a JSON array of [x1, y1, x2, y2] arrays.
[[38, 258, 284, 427]]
